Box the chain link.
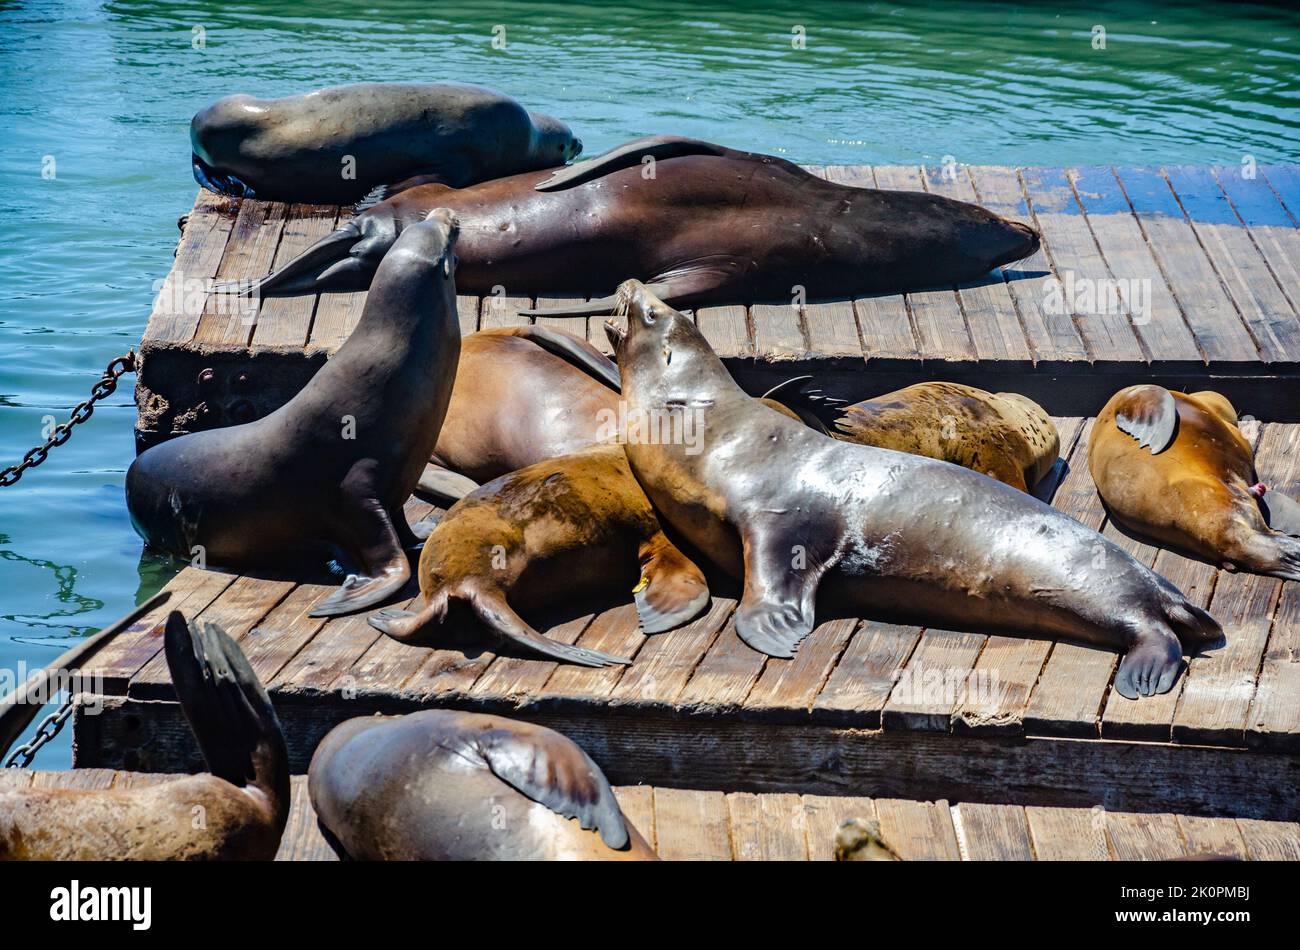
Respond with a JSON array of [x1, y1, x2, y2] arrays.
[[3, 693, 77, 768], [0, 352, 136, 487]]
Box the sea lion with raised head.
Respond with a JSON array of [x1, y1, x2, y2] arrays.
[[309, 709, 658, 860], [191, 82, 581, 204], [606, 280, 1221, 699], [1089, 385, 1300, 580], [374, 444, 710, 667], [227, 134, 1040, 311], [127, 209, 462, 617], [833, 382, 1060, 492], [0, 612, 287, 860]]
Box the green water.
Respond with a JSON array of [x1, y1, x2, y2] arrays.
[[1, 0, 1297, 767]]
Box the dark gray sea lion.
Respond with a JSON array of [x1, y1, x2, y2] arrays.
[[0, 612, 288, 860], [225, 134, 1040, 310], [1090, 385, 1300, 579], [606, 280, 1222, 700], [126, 209, 461, 617], [191, 82, 581, 204], [308, 710, 658, 860]]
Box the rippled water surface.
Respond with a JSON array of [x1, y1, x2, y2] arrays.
[[1, 0, 1297, 766]]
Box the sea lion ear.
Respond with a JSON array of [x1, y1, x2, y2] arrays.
[[534, 135, 727, 191], [474, 726, 630, 850], [1114, 385, 1178, 454], [1260, 490, 1300, 538]]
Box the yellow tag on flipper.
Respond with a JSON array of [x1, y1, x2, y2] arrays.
[[632, 575, 649, 594]]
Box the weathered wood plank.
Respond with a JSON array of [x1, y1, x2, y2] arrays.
[[251, 205, 338, 347], [750, 302, 807, 362], [1025, 805, 1110, 860], [609, 597, 732, 706], [882, 628, 985, 732], [194, 199, 286, 346], [674, 608, 766, 714], [744, 619, 856, 719], [801, 794, 878, 861], [652, 786, 732, 860], [144, 191, 239, 344], [1249, 582, 1300, 751], [812, 620, 920, 727], [1176, 814, 1249, 860], [1105, 811, 1188, 860], [695, 305, 753, 359], [613, 785, 657, 851], [954, 803, 1035, 860], [874, 798, 961, 860], [275, 776, 339, 861], [1236, 817, 1300, 860], [727, 791, 808, 860]]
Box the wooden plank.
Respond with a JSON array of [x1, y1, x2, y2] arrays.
[[530, 296, 589, 335], [652, 786, 732, 860], [455, 295, 481, 338], [923, 165, 1033, 368], [743, 619, 857, 719], [469, 614, 595, 704], [613, 786, 657, 851], [727, 791, 808, 860], [1249, 582, 1300, 751], [193, 199, 286, 346], [967, 166, 1088, 367], [954, 803, 1035, 860], [750, 302, 807, 362], [1025, 806, 1110, 860], [1261, 165, 1300, 219], [695, 305, 753, 359], [275, 776, 339, 861], [1176, 814, 1249, 860], [1114, 166, 1260, 367], [271, 609, 389, 696], [881, 628, 985, 732], [232, 584, 332, 686], [609, 598, 732, 706], [251, 205, 338, 347], [873, 798, 961, 860], [794, 166, 863, 361], [310, 290, 367, 351], [812, 620, 920, 727], [801, 794, 878, 861], [1068, 166, 1202, 369], [480, 292, 532, 330], [535, 604, 644, 705], [1021, 167, 1144, 367], [673, 607, 765, 713], [144, 191, 238, 344], [1167, 165, 1300, 366], [1236, 818, 1300, 860], [0, 771, 35, 791], [1105, 812, 1187, 860]]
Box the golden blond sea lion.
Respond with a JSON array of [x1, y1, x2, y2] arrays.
[[1089, 385, 1300, 579]]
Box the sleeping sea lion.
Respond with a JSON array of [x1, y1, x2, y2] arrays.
[[373, 444, 709, 667], [0, 612, 287, 860], [126, 209, 462, 617], [224, 134, 1040, 310], [308, 710, 658, 860], [191, 82, 581, 204], [1089, 385, 1300, 580], [833, 382, 1060, 492], [605, 280, 1222, 700]]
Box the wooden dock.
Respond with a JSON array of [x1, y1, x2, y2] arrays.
[[134, 163, 1300, 453], [8, 769, 1297, 860], [72, 414, 1300, 820]]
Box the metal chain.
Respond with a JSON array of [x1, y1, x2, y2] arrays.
[[3, 694, 77, 768], [0, 351, 136, 487]]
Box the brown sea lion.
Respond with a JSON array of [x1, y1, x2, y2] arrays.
[[1089, 385, 1300, 580], [308, 710, 658, 860], [373, 444, 709, 667], [606, 280, 1221, 700], [834, 819, 902, 862], [0, 612, 287, 860], [191, 82, 581, 204], [834, 382, 1060, 492], [227, 134, 1040, 309], [127, 209, 461, 617]]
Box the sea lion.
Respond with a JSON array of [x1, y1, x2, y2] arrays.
[[833, 382, 1060, 492], [191, 82, 581, 204], [308, 709, 658, 860], [606, 280, 1222, 700], [126, 209, 462, 617], [834, 819, 902, 862], [227, 134, 1040, 310], [373, 444, 710, 667], [1089, 385, 1300, 580], [0, 612, 288, 860]]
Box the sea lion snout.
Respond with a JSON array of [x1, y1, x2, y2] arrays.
[[998, 219, 1041, 264]]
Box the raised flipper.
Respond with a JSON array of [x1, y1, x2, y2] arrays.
[[1113, 385, 1178, 454], [534, 135, 728, 192], [417, 463, 480, 506], [733, 518, 838, 658], [633, 534, 710, 633], [471, 721, 629, 849], [760, 375, 848, 432], [510, 325, 622, 391], [214, 216, 391, 298], [518, 281, 676, 319], [1261, 489, 1300, 537], [311, 462, 411, 617]]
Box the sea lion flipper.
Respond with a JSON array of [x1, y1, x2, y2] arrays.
[[760, 375, 848, 431], [1114, 385, 1178, 454], [518, 281, 676, 319], [534, 135, 727, 191], [1261, 490, 1300, 537], [467, 589, 632, 668], [513, 325, 622, 391], [633, 536, 710, 634], [475, 726, 630, 850], [733, 522, 830, 658], [416, 463, 480, 505], [310, 472, 412, 617]]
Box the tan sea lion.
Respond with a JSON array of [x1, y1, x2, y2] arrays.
[[0, 612, 288, 860], [833, 382, 1060, 492], [834, 819, 902, 862], [308, 709, 658, 860], [373, 444, 710, 667], [606, 280, 1221, 700], [127, 209, 462, 617], [1089, 385, 1300, 580], [191, 82, 581, 204]]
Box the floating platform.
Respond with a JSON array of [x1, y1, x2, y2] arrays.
[[73, 415, 1300, 821], [134, 163, 1300, 453], [8, 769, 1297, 860]]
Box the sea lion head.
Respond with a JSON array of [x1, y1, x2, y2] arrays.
[[605, 280, 727, 396], [190, 93, 268, 197], [530, 111, 583, 165]]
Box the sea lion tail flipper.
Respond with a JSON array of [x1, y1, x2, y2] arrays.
[[215, 220, 365, 298], [760, 375, 848, 431], [517, 280, 678, 318], [633, 535, 711, 634], [368, 596, 449, 644], [534, 135, 727, 191], [514, 325, 622, 391], [474, 725, 630, 850], [734, 522, 830, 658], [1260, 489, 1300, 538], [417, 463, 480, 505], [1113, 385, 1178, 454], [164, 612, 289, 813], [466, 588, 632, 668]]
